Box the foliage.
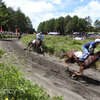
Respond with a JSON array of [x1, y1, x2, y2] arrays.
[[94, 19, 100, 32], [0, 36, 62, 100], [0, 1, 35, 33], [22, 34, 100, 56], [37, 15, 95, 35], [0, 62, 63, 100], [0, 50, 5, 58], [0, 34, 18, 38]]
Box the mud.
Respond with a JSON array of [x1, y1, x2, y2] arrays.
[[0, 38, 100, 100]]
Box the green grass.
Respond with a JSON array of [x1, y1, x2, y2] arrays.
[[0, 34, 18, 38], [21, 34, 100, 55], [0, 50, 5, 58], [0, 62, 63, 100]]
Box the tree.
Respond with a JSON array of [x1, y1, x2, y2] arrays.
[[77, 18, 87, 32], [65, 20, 73, 34], [85, 16, 92, 32], [25, 16, 35, 33], [71, 15, 79, 32], [0, 2, 35, 33], [47, 18, 55, 32], [64, 15, 72, 35], [54, 17, 64, 35], [0, 2, 9, 30], [15, 8, 35, 33], [37, 21, 46, 33], [7, 7, 16, 31]]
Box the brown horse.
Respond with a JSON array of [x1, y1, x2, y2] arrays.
[[26, 39, 43, 52], [18, 33, 22, 40], [62, 49, 100, 78]]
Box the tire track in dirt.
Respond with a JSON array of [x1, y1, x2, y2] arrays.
[[1, 38, 100, 100]]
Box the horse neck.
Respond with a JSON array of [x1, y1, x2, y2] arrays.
[[36, 39, 41, 46], [93, 52, 100, 62], [94, 51, 100, 57]]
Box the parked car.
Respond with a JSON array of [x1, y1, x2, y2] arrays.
[[74, 37, 83, 40], [48, 32, 60, 35]]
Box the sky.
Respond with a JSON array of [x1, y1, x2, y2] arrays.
[[3, 0, 100, 30]]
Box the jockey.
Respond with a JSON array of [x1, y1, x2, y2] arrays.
[[32, 32, 44, 43], [36, 32, 43, 40], [79, 39, 100, 61]]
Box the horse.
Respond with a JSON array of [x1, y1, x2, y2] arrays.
[[61, 49, 100, 78], [26, 39, 43, 53], [18, 33, 22, 40]]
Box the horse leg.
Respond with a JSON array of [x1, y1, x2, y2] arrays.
[[72, 66, 83, 78], [26, 41, 31, 50], [28, 42, 33, 51], [65, 58, 71, 71], [66, 63, 69, 71], [73, 55, 78, 62], [29, 45, 32, 51]]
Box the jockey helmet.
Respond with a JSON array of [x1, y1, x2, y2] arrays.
[[40, 32, 43, 34], [94, 39, 100, 43]]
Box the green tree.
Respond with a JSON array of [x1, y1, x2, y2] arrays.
[[7, 7, 16, 31], [77, 18, 87, 32], [37, 21, 46, 33], [65, 20, 73, 34], [94, 19, 100, 32], [54, 17, 64, 35], [0, 1, 35, 33], [85, 16, 92, 32], [0, 2, 9, 30], [15, 8, 26, 32], [15, 8, 35, 33], [47, 18, 55, 32], [71, 15, 78, 32], [26, 16, 35, 33], [64, 15, 72, 35]]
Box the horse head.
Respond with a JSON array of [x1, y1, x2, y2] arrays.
[[94, 51, 100, 60], [95, 51, 100, 56]]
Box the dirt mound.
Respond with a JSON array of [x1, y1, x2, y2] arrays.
[[1, 38, 100, 100]]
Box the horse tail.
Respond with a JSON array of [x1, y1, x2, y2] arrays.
[[59, 50, 66, 58]]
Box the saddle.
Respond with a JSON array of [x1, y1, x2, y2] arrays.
[[74, 51, 84, 58], [74, 51, 94, 61]]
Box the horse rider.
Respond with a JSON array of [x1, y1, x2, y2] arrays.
[[32, 32, 44, 44], [79, 39, 100, 61], [18, 32, 22, 40]]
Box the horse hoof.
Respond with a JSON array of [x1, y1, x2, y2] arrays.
[[65, 69, 69, 72], [78, 77, 82, 81], [24, 48, 27, 50], [71, 76, 74, 79]]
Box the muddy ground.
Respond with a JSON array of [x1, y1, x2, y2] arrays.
[[0, 38, 100, 100]]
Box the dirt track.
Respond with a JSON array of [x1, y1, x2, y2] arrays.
[[1, 38, 100, 100]]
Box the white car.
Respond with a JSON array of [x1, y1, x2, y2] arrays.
[[74, 37, 83, 40]]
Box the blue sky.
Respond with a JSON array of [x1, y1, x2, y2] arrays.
[[3, 0, 100, 30]]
